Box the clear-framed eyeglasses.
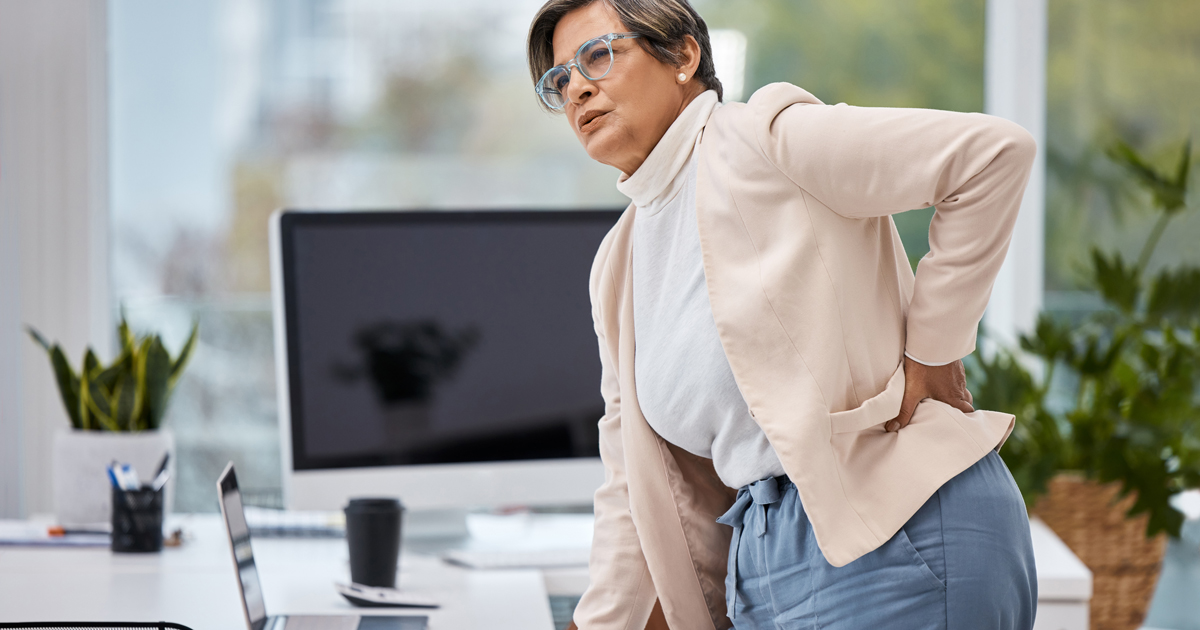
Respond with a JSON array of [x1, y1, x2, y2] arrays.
[[535, 32, 641, 110]]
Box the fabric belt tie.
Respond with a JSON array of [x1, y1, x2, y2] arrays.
[[716, 475, 787, 620]]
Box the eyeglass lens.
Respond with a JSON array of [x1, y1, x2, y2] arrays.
[[539, 37, 615, 109]]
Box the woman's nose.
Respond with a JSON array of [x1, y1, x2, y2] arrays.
[[566, 70, 596, 105]]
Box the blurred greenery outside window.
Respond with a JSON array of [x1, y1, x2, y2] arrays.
[[1041, 0, 1199, 316], [109, 0, 1198, 513]]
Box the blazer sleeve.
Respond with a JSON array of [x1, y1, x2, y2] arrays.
[[749, 83, 1037, 365], [573, 228, 660, 630]]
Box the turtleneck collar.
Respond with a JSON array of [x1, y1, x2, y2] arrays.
[[616, 90, 719, 213]]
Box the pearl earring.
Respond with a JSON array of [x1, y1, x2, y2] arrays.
[[678, 73, 687, 81]]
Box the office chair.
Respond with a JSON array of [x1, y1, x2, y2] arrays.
[[0, 619, 192, 624]]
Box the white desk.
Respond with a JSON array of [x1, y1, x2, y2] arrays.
[[0, 514, 554, 630], [1029, 517, 1092, 630], [0, 514, 1090, 630]]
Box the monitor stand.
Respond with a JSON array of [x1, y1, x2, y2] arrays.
[[404, 508, 469, 540]]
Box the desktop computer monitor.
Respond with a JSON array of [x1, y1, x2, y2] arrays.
[[270, 209, 618, 514]]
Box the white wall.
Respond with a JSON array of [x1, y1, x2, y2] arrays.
[[0, 0, 111, 517]]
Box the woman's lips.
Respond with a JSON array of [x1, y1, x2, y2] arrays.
[[580, 111, 607, 134]]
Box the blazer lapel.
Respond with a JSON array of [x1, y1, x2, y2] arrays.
[[606, 208, 725, 629]]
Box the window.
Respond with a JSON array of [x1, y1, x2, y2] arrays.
[[696, 0, 987, 263], [111, 0, 987, 511], [111, 0, 628, 511], [1042, 0, 1200, 316]]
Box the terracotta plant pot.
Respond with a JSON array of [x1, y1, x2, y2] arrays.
[[1031, 472, 1167, 630]]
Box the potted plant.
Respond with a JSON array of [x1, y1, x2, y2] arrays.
[[968, 138, 1197, 630], [28, 317, 198, 525]]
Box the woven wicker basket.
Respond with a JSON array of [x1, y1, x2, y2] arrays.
[[1031, 473, 1167, 630]]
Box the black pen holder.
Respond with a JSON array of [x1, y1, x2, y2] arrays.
[[111, 485, 164, 553]]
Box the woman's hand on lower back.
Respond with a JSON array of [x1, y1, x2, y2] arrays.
[[886, 355, 974, 432]]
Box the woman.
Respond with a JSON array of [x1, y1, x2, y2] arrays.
[[526, 1, 1039, 628]]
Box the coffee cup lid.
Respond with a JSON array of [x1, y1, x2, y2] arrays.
[[344, 497, 404, 512]]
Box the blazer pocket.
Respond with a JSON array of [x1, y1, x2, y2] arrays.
[[829, 360, 906, 435]]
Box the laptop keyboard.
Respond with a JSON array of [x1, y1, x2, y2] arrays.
[[282, 615, 359, 630]]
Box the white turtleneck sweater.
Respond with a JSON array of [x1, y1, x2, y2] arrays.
[[618, 91, 787, 489]]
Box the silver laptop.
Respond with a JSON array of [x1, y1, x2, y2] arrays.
[[218, 462, 427, 630]]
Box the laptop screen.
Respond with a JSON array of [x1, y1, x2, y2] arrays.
[[219, 464, 268, 628]]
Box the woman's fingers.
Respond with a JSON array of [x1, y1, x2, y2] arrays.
[[948, 397, 975, 415], [887, 357, 976, 432], [887, 394, 920, 432]]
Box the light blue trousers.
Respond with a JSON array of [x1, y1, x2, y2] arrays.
[[716, 450, 1037, 629]]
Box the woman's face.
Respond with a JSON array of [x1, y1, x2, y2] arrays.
[[551, 1, 702, 175]]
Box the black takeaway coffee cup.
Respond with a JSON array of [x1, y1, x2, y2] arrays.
[[344, 497, 404, 588]]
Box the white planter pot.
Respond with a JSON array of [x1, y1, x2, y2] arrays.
[[52, 428, 175, 526]]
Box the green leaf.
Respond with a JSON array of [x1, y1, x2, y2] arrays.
[[118, 317, 136, 355], [1172, 138, 1191, 194], [142, 337, 172, 430], [130, 338, 152, 430], [1076, 329, 1127, 376], [26, 327, 86, 429], [49, 345, 82, 429], [1107, 140, 1163, 188], [85, 374, 119, 432], [1112, 360, 1140, 396], [1019, 313, 1076, 365], [91, 360, 124, 398], [1106, 139, 1189, 214], [113, 344, 134, 372], [168, 321, 200, 388], [78, 366, 92, 431], [26, 326, 51, 353], [1090, 248, 1141, 314], [83, 349, 101, 379], [1146, 267, 1200, 324], [113, 371, 137, 431]]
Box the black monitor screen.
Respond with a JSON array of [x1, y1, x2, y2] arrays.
[[279, 210, 620, 470]]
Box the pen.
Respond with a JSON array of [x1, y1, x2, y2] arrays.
[[47, 525, 110, 537], [107, 464, 121, 489], [151, 467, 171, 491], [152, 452, 169, 481], [151, 452, 170, 490], [119, 463, 140, 490]]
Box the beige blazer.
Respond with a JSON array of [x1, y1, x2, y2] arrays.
[[573, 83, 1037, 630]]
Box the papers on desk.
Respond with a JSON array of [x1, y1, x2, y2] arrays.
[[441, 547, 591, 570], [0, 521, 110, 547], [244, 506, 346, 538], [439, 512, 593, 570]]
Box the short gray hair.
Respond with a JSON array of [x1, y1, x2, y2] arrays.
[[527, 0, 723, 110]]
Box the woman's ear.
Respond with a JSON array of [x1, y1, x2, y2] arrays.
[[676, 34, 702, 83]]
